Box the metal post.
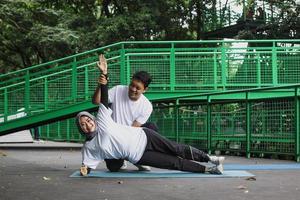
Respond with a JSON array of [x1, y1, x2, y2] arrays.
[[25, 70, 30, 114], [295, 87, 300, 162], [256, 53, 261, 88], [72, 57, 78, 101], [46, 124, 50, 138], [58, 121, 61, 139], [175, 99, 179, 143], [120, 44, 126, 85], [221, 43, 227, 90], [4, 88, 8, 122], [44, 77, 48, 111], [246, 92, 251, 158], [272, 41, 278, 85], [67, 119, 70, 142], [84, 66, 89, 100], [213, 50, 218, 90], [126, 54, 131, 84], [207, 96, 212, 154], [170, 43, 176, 91]]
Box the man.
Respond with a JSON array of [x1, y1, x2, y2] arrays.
[[92, 54, 156, 171]]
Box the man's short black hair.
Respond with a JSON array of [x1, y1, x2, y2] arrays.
[[132, 71, 152, 88]]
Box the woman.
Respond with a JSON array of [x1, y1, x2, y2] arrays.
[[77, 65, 224, 176]]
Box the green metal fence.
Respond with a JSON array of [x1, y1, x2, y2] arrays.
[[153, 84, 299, 161], [1, 40, 300, 123]]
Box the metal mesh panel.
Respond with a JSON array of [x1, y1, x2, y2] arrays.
[[29, 79, 46, 112], [41, 123, 60, 140], [6, 85, 26, 117], [150, 103, 176, 140], [251, 99, 295, 154], [260, 54, 273, 84], [178, 104, 208, 150], [39, 118, 83, 142], [106, 55, 121, 87], [47, 71, 73, 110], [76, 66, 88, 101], [211, 103, 247, 152], [57, 120, 68, 140], [67, 118, 84, 141], [278, 51, 300, 84], [76, 55, 98, 69], [128, 54, 170, 90], [57, 119, 83, 141], [175, 54, 215, 91], [227, 54, 258, 86]]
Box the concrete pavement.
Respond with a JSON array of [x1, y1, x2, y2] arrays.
[[1, 142, 300, 200]]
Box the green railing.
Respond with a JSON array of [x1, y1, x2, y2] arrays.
[[1, 40, 300, 124], [155, 83, 300, 162]]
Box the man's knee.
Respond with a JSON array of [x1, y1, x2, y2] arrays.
[[142, 122, 159, 132], [105, 159, 124, 172]]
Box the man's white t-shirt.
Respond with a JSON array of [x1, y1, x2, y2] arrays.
[[82, 104, 148, 169], [108, 85, 153, 126]]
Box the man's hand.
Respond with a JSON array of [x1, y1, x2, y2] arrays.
[[96, 54, 108, 75], [132, 120, 142, 127], [98, 74, 108, 85], [80, 165, 91, 176]]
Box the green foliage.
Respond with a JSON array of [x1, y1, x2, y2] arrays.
[[0, 0, 299, 73], [0, 0, 80, 73]]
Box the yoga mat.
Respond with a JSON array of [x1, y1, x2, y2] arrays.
[[70, 170, 254, 178], [224, 163, 300, 170]]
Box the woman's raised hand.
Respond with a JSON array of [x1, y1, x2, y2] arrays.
[[96, 54, 108, 74]]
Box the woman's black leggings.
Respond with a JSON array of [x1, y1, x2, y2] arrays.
[[136, 128, 210, 173]]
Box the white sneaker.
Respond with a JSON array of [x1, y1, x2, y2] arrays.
[[135, 165, 151, 171], [209, 156, 225, 166], [207, 164, 223, 174], [120, 161, 127, 170]]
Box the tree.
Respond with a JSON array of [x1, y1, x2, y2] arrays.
[[0, 0, 79, 73], [0, 0, 299, 73]]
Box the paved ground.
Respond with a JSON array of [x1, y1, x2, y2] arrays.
[[1, 142, 300, 200]]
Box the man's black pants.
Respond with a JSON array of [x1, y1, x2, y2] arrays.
[[136, 128, 209, 173]]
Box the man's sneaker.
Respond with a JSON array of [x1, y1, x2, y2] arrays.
[[135, 165, 151, 171], [120, 161, 127, 170], [209, 156, 225, 166], [207, 164, 223, 175]]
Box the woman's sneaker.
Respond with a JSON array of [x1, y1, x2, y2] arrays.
[[135, 165, 151, 171], [120, 161, 127, 170], [207, 164, 223, 175], [209, 156, 225, 166]]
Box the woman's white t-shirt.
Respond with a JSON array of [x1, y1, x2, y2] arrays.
[[82, 104, 148, 169]]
